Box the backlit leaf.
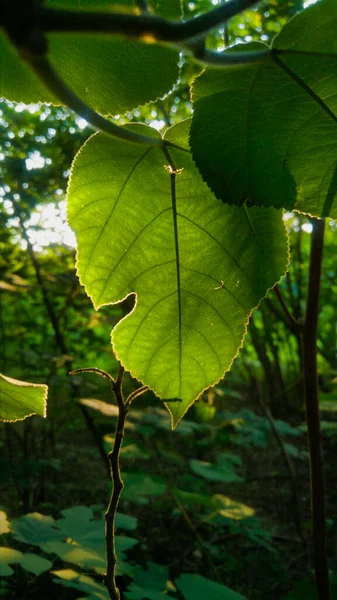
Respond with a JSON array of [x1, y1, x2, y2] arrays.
[[190, 0, 337, 218], [0, 374, 47, 422], [67, 120, 288, 426], [0, 0, 180, 115]]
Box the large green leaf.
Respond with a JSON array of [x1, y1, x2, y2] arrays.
[[190, 0, 337, 218], [0, 1, 179, 114], [175, 574, 248, 600], [0, 374, 47, 422], [67, 120, 288, 426]]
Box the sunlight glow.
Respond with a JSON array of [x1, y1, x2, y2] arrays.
[[20, 202, 76, 251], [25, 151, 46, 170], [302, 223, 313, 233], [303, 0, 318, 7]]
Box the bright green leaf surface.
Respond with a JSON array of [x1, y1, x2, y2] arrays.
[[210, 494, 255, 520], [67, 121, 288, 425], [0, 511, 10, 535], [0, 3, 179, 114], [175, 573, 248, 600], [0, 374, 47, 422], [190, 0, 337, 218]]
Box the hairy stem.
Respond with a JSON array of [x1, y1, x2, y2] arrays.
[[302, 218, 330, 600], [104, 365, 126, 600]]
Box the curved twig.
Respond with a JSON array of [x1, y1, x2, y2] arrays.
[[69, 367, 115, 385], [28, 56, 165, 146], [105, 364, 126, 600], [41, 0, 259, 42], [25, 56, 193, 150]]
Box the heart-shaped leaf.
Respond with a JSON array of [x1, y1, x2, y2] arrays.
[[190, 0, 337, 218], [0, 374, 47, 422], [67, 120, 288, 426]]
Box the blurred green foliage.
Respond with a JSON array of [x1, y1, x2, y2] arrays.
[[2, 0, 337, 599]]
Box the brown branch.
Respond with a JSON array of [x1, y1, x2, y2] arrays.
[[302, 218, 330, 600], [39, 0, 259, 42], [273, 284, 302, 333], [257, 396, 306, 547], [125, 385, 149, 407], [104, 364, 126, 600]]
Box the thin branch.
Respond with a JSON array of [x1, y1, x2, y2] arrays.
[[189, 47, 270, 66], [257, 395, 306, 547], [41, 0, 259, 42], [302, 218, 330, 600], [28, 56, 165, 146], [273, 284, 302, 332], [125, 385, 149, 407], [70, 367, 115, 385], [24, 56, 191, 150], [104, 364, 126, 600]]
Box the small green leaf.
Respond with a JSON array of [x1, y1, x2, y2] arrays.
[[190, 0, 337, 218], [0, 547, 23, 577], [20, 553, 53, 576], [175, 574, 248, 600], [210, 494, 255, 520], [52, 569, 110, 600], [115, 512, 138, 531], [123, 473, 166, 501], [11, 513, 64, 546], [43, 541, 106, 572], [173, 489, 214, 508], [190, 453, 243, 483], [0, 374, 47, 422], [126, 562, 174, 600], [67, 120, 288, 426]]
